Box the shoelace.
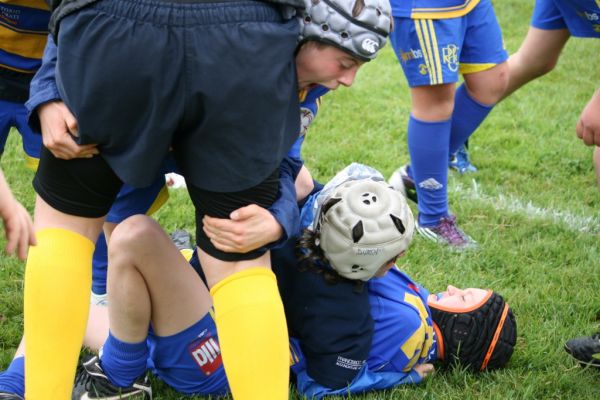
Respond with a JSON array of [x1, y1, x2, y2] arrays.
[[74, 364, 95, 390], [436, 217, 467, 245]]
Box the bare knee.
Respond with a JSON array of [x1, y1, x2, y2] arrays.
[[109, 215, 162, 266], [464, 62, 509, 105], [411, 84, 455, 120]]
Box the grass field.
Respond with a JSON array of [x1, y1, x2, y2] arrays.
[[1, 1, 600, 399]]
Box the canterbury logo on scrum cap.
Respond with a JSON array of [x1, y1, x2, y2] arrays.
[[361, 38, 379, 54]]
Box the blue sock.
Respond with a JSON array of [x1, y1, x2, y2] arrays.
[[0, 356, 25, 397], [449, 83, 494, 154], [100, 332, 148, 388], [407, 115, 451, 226], [92, 232, 108, 295]]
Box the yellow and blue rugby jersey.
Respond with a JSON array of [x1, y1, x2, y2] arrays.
[[0, 0, 50, 73], [367, 267, 437, 373], [390, 0, 481, 19]]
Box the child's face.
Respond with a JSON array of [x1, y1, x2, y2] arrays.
[[427, 286, 491, 310], [296, 41, 364, 91]]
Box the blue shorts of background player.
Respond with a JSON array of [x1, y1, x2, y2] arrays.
[[503, 0, 600, 187], [532, 0, 600, 37], [0, 100, 42, 170], [388, 0, 509, 250]]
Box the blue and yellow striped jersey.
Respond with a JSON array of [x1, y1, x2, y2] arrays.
[[0, 0, 50, 74], [391, 0, 481, 19]]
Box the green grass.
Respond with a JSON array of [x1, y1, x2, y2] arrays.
[[1, 1, 600, 398]]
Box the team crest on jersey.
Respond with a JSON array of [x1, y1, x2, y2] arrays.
[[442, 44, 459, 72], [189, 330, 222, 376], [300, 107, 314, 137]]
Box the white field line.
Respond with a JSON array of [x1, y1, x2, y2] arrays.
[[450, 179, 600, 234]]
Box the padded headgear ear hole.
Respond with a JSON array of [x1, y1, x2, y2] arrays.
[[390, 214, 406, 234], [351, 221, 364, 243]]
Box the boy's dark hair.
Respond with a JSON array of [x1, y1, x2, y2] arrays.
[[297, 228, 364, 292]]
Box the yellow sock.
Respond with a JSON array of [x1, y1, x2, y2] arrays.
[[24, 228, 94, 400], [180, 248, 194, 262], [211, 267, 289, 400]]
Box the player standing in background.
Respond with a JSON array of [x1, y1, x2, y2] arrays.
[[502, 0, 600, 188], [388, 0, 509, 250], [0, 0, 49, 170], [0, 0, 48, 260], [498, 0, 600, 365]]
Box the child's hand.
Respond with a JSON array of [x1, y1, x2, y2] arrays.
[[203, 204, 283, 253], [414, 363, 435, 379], [1, 197, 36, 260]]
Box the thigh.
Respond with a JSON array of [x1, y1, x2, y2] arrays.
[[110, 216, 212, 336], [513, 26, 570, 70], [33, 147, 123, 218], [188, 168, 279, 263]]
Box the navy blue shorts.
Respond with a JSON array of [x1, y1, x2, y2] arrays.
[[33, 148, 280, 259], [54, 0, 299, 191], [34, 0, 300, 260]]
